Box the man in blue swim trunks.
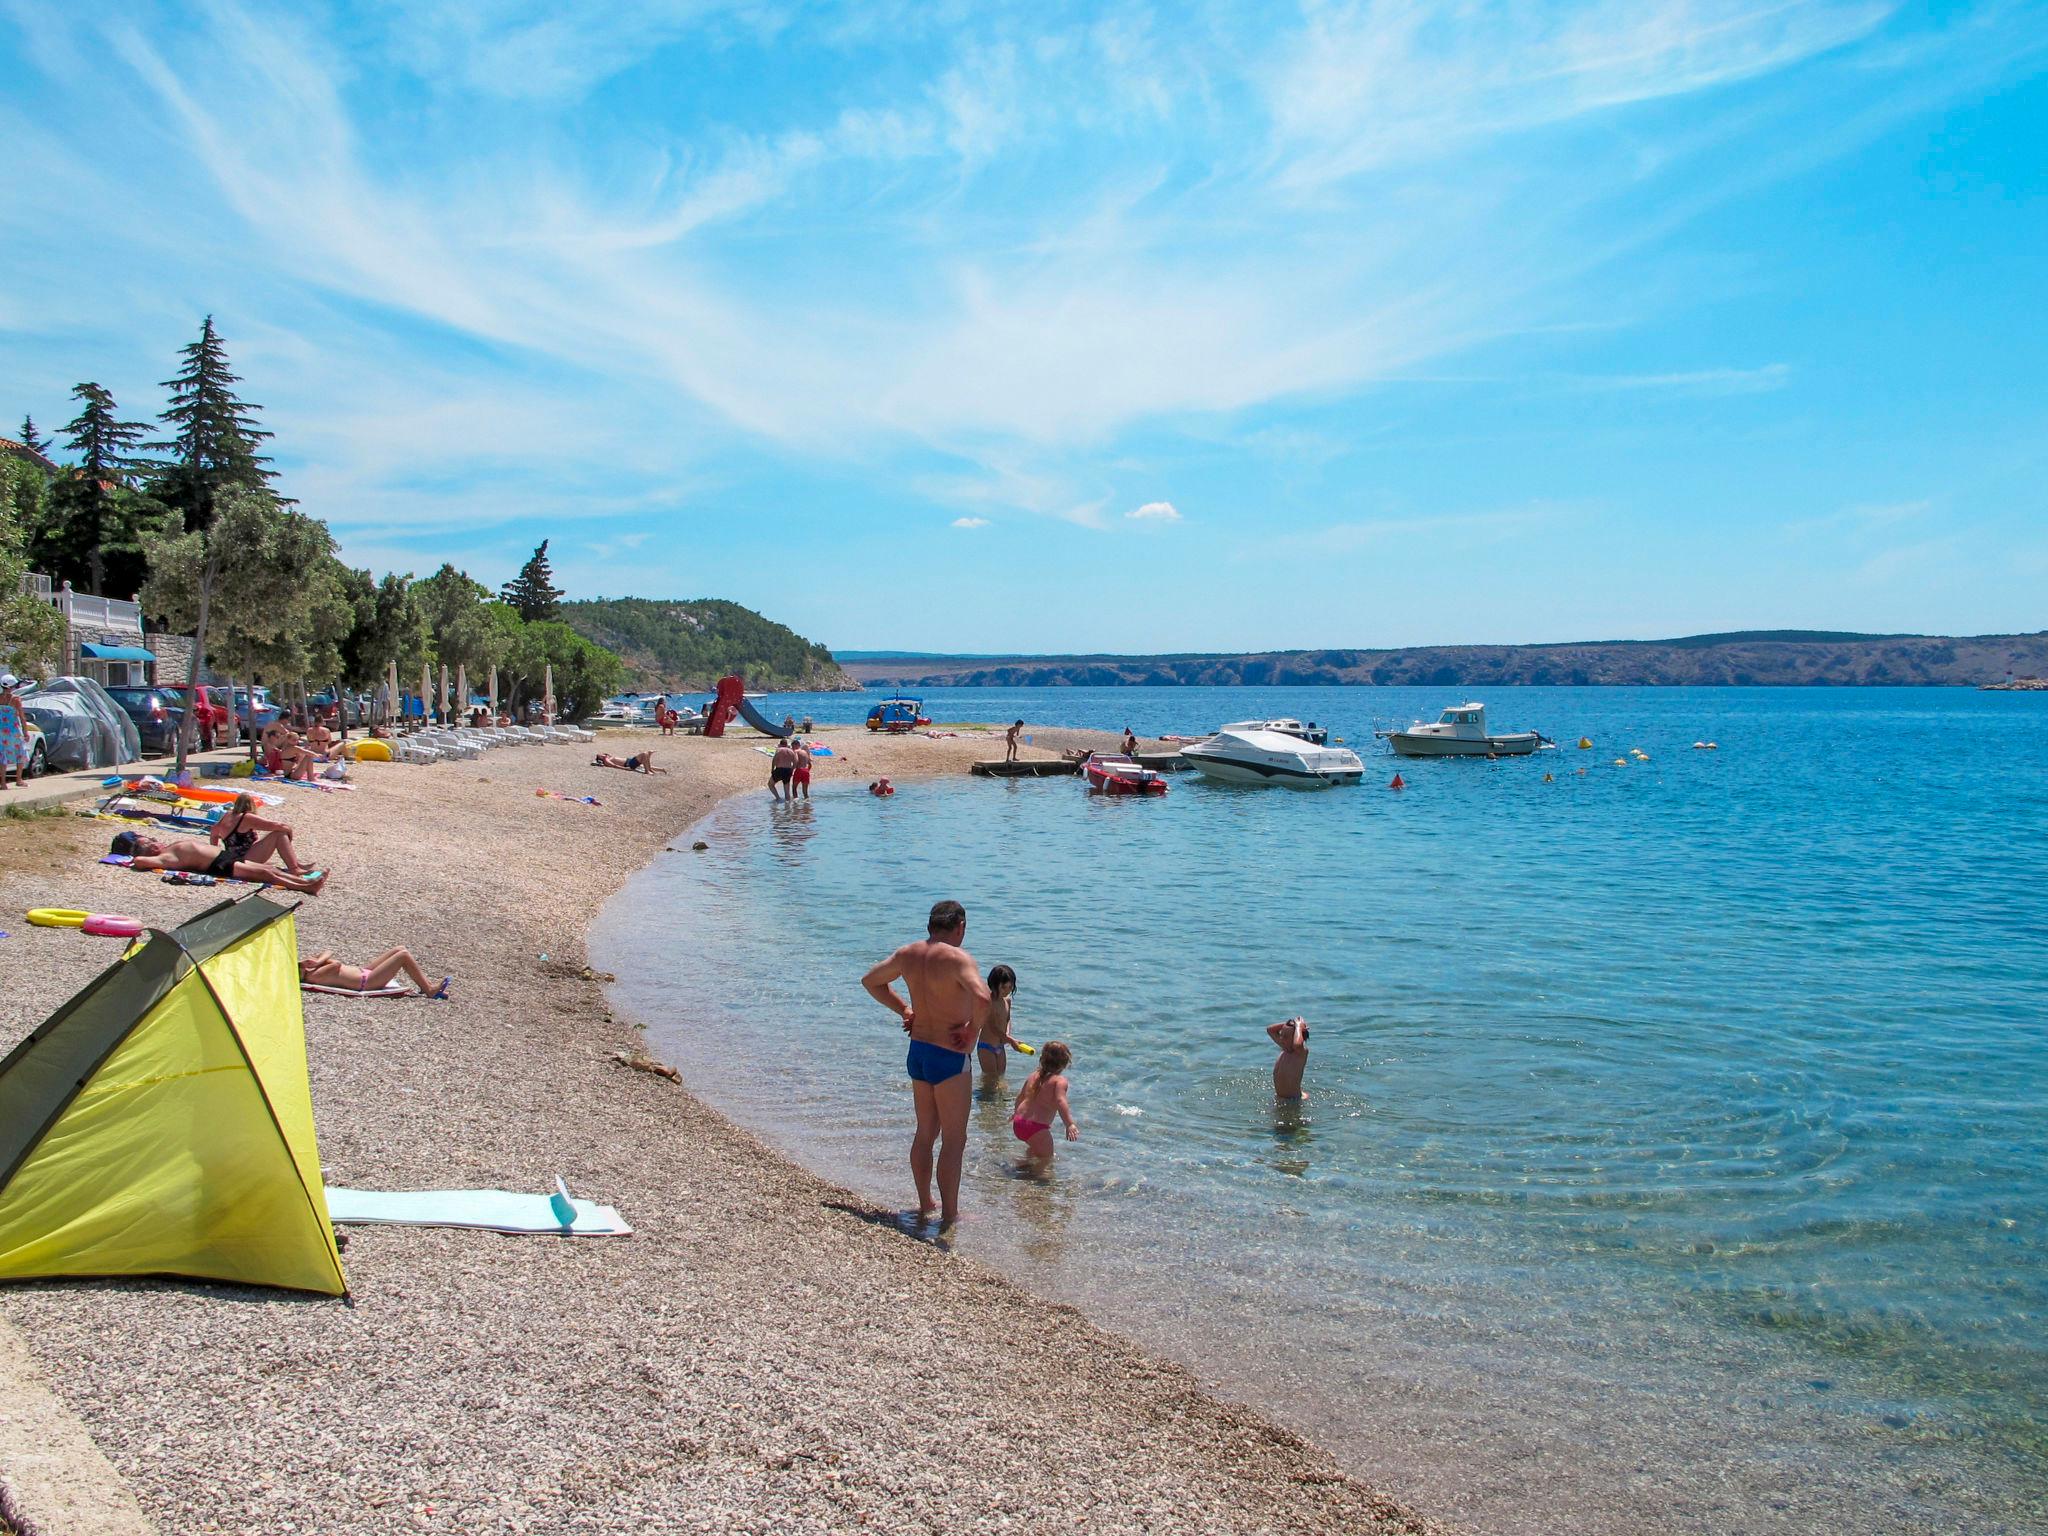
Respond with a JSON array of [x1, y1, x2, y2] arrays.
[[862, 899, 992, 1232]]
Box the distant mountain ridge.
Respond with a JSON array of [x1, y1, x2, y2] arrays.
[[562, 598, 856, 692], [838, 630, 2048, 689]]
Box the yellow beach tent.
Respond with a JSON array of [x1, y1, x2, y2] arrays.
[[0, 895, 346, 1296]]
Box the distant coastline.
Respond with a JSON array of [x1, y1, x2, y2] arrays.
[[839, 629, 2048, 689]]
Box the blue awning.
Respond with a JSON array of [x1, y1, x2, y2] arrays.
[[79, 643, 156, 662]]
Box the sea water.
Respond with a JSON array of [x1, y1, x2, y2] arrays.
[[592, 686, 2047, 1534]]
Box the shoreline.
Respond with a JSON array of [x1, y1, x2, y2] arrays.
[[0, 727, 1441, 1535]]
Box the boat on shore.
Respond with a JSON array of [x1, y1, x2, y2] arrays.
[[865, 695, 930, 732], [1378, 703, 1547, 757], [1182, 728, 1364, 788], [1082, 753, 1169, 795]]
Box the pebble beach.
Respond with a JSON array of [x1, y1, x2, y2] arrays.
[[0, 727, 1441, 1536]]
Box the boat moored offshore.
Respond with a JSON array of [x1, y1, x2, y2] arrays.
[[1378, 702, 1547, 757], [1182, 729, 1364, 788], [1082, 753, 1170, 795]]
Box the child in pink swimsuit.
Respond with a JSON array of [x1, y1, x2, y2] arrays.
[[1010, 1041, 1078, 1162]]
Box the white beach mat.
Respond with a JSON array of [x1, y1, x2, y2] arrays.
[[301, 982, 411, 998], [324, 1186, 633, 1236]]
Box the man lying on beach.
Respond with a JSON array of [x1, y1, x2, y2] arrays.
[[111, 829, 328, 893], [861, 899, 992, 1231], [593, 751, 665, 773], [1267, 1016, 1310, 1101]]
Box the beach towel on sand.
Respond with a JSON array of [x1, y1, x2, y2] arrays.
[[323, 1187, 633, 1236], [301, 982, 410, 998]]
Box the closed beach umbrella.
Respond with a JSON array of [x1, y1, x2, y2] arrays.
[[488, 667, 498, 722], [543, 662, 554, 725], [456, 664, 467, 723], [386, 660, 398, 727], [420, 662, 430, 727], [438, 664, 449, 722]]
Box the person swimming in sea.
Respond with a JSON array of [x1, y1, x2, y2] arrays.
[[976, 963, 1027, 1079], [1267, 1016, 1309, 1101], [1010, 1040, 1078, 1163]]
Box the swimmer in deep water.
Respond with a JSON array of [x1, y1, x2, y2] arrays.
[[976, 963, 1027, 1079], [1010, 1040, 1078, 1163], [1267, 1016, 1309, 1101]]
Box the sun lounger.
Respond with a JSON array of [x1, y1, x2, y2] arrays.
[[301, 982, 411, 997]]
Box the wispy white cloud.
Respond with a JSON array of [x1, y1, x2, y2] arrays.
[[951, 516, 991, 528], [1127, 500, 1181, 522], [1, 0, 2027, 559]]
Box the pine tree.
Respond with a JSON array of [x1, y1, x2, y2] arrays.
[[150, 315, 276, 531], [18, 415, 49, 458], [501, 539, 565, 622], [53, 383, 156, 595]]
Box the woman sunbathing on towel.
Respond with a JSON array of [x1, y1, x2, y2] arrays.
[[299, 947, 450, 998], [594, 751, 667, 774], [111, 829, 327, 893]]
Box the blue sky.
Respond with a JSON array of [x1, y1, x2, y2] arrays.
[[2, 1, 2043, 653]]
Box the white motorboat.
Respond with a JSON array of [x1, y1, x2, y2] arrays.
[[592, 697, 653, 725], [1182, 728, 1365, 788], [1378, 702, 1547, 757], [1216, 717, 1330, 745]]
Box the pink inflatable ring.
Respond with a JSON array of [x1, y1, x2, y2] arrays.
[[81, 913, 144, 939]]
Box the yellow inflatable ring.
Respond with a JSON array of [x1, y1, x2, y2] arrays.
[[352, 740, 392, 761], [27, 908, 89, 928]]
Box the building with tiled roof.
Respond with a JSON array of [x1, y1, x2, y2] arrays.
[[0, 435, 58, 475]]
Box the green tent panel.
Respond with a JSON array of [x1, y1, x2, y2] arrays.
[[0, 894, 346, 1296]]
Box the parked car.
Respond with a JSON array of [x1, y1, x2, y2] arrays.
[[309, 688, 370, 728], [157, 683, 230, 750], [22, 693, 103, 771], [18, 714, 48, 777], [230, 686, 281, 737], [103, 685, 188, 755], [26, 677, 141, 767]]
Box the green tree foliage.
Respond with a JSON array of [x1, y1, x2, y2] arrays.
[[142, 488, 330, 765], [0, 470, 65, 681], [17, 416, 50, 458], [503, 617, 625, 719], [560, 597, 845, 691], [339, 571, 431, 687], [150, 315, 275, 531], [501, 539, 564, 622], [45, 382, 169, 596], [415, 562, 511, 679]]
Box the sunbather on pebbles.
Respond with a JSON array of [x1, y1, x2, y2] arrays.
[[111, 829, 328, 894], [300, 947, 450, 997]]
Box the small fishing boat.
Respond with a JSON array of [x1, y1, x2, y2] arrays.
[[1082, 753, 1169, 795], [1378, 702, 1547, 758], [1182, 729, 1364, 788], [865, 695, 929, 732]]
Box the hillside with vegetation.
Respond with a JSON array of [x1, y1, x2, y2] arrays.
[[562, 598, 854, 692], [840, 630, 2048, 689]]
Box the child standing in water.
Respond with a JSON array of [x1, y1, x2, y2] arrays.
[[976, 964, 1028, 1079], [1266, 1016, 1310, 1101], [1011, 1041, 1079, 1162]]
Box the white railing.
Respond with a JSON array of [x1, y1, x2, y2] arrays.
[[56, 588, 143, 631]]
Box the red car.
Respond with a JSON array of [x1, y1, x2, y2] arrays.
[[157, 684, 231, 749]]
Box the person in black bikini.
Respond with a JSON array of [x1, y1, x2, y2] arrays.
[[207, 792, 314, 874], [111, 830, 328, 893]]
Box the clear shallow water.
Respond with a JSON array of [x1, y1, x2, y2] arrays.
[[594, 686, 2048, 1534]]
